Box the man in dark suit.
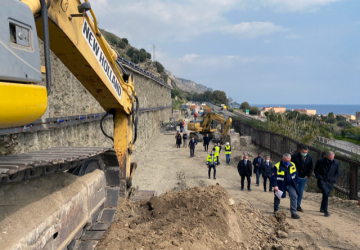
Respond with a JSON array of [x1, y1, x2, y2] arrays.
[[253, 153, 263, 186], [188, 137, 198, 157], [237, 155, 252, 191], [203, 134, 211, 152], [291, 145, 314, 212], [314, 151, 340, 217], [261, 156, 273, 192]]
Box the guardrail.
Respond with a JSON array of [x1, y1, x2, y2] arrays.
[[233, 119, 360, 200], [0, 105, 172, 136], [316, 136, 360, 155]]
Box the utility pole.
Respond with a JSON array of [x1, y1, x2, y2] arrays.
[[152, 44, 156, 62]]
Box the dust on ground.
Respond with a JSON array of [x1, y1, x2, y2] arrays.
[[98, 132, 360, 250]]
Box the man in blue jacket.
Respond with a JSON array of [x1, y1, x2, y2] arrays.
[[203, 134, 211, 152], [253, 153, 263, 186], [314, 151, 340, 217], [261, 156, 273, 192], [291, 145, 314, 212], [188, 137, 198, 157], [271, 153, 300, 219]]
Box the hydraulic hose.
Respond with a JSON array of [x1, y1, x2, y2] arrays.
[[100, 113, 114, 142], [132, 95, 139, 145], [40, 0, 52, 95]]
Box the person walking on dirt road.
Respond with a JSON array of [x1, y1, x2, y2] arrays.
[[213, 142, 222, 165], [225, 142, 231, 165], [261, 156, 273, 192], [253, 153, 263, 187], [194, 112, 198, 121], [271, 153, 300, 219], [314, 151, 340, 217], [291, 145, 314, 212], [188, 138, 198, 157], [179, 120, 184, 133], [182, 131, 188, 148], [207, 150, 218, 179], [237, 155, 252, 191], [175, 131, 180, 146], [203, 134, 210, 152], [176, 133, 182, 148]]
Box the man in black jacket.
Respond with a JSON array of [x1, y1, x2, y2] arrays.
[[203, 134, 211, 152], [253, 153, 263, 186], [188, 138, 198, 157], [291, 145, 314, 212], [261, 156, 273, 192], [314, 151, 340, 217], [237, 155, 252, 191]]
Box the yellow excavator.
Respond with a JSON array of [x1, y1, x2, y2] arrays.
[[0, 0, 141, 249], [187, 113, 232, 144]]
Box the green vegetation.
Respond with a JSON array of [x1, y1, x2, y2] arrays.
[[154, 61, 165, 73], [325, 117, 336, 124], [172, 99, 184, 111], [122, 38, 128, 44], [240, 102, 250, 110], [337, 121, 352, 128], [249, 106, 259, 115]]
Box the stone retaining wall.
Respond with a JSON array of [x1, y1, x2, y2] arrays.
[[0, 42, 171, 156]]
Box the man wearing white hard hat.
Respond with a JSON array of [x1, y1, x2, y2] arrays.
[[225, 142, 231, 165]]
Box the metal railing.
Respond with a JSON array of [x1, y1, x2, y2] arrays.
[[233, 120, 360, 200], [316, 136, 360, 155]]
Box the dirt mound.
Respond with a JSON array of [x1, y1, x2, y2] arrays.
[[96, 184, 286, 250]]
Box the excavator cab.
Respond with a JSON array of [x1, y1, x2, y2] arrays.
[[0, 0, 47, 129]]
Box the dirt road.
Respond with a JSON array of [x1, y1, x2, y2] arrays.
[[132, 132, 360, 250]]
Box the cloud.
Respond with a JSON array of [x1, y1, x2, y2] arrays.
[[286, 33, 302, 39], [258, 0, 343, 12], [91, 0, 289, 46]]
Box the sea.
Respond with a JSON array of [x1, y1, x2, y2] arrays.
[[252, 104, 360, 116]]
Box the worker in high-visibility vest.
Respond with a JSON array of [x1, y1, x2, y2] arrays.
[[206, 150, 218, 179], [225, 142, 231, 165], [213, 142, 222, 165]]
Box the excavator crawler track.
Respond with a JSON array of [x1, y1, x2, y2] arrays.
[[0, 147, 121, 250]]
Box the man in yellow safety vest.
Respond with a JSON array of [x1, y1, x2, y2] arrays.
[[213, 142, 221, 165], [225, 142, 231, 165], [206, 150, 218, 179]]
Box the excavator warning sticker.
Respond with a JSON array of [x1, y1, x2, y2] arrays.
[[82, 20, 122, 99]]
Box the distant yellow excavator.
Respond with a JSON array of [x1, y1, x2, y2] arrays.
[[187, 113, 232, 143]]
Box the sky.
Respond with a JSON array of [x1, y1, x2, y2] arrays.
[[91, 0, 360, 105]]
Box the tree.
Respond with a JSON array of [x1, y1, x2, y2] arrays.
[[117, 41, 126, 49], [264, 111, 270, 117], [146, 52, 151, 59], [325, 117, 336, 124], [126, 47, 135, 58], [249, 106, 259, 115], [336, 115, 346, 121], [212, 90, 228, 105], [122, 38, 128, 44], [337, 121, 352, 128], [299, 114, 311, 121], [154, 61, 165, 73], [328, 112, 335, 118], [240, 102, 250, 110], [286, 110, 300, 120], [203, 90, 213, 101]]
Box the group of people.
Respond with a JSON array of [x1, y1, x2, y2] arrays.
[[236, 145, 340, 219]]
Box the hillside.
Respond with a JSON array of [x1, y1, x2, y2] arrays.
[[100, 29, 168, 81], [166, 70, 213, 94]]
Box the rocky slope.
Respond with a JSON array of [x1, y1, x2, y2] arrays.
[[166, 70, 213, 93]]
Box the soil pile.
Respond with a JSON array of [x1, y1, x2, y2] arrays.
[[96, 184, 288, 250]]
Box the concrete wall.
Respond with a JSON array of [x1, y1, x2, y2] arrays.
[[0, 41, 171, 156]]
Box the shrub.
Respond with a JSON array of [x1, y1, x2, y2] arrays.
[[249, 106, 259, 115], [325, 117, 336, 124], [240, 102, 250, 110], [126, 47, 135, 58], [117, 41, 126, 49], [154, 61, 165, 73], [122, 38, 129, 44], [337, 121, 352, 128]]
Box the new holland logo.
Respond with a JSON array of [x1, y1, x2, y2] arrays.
[[82, 20, 122, 99]]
